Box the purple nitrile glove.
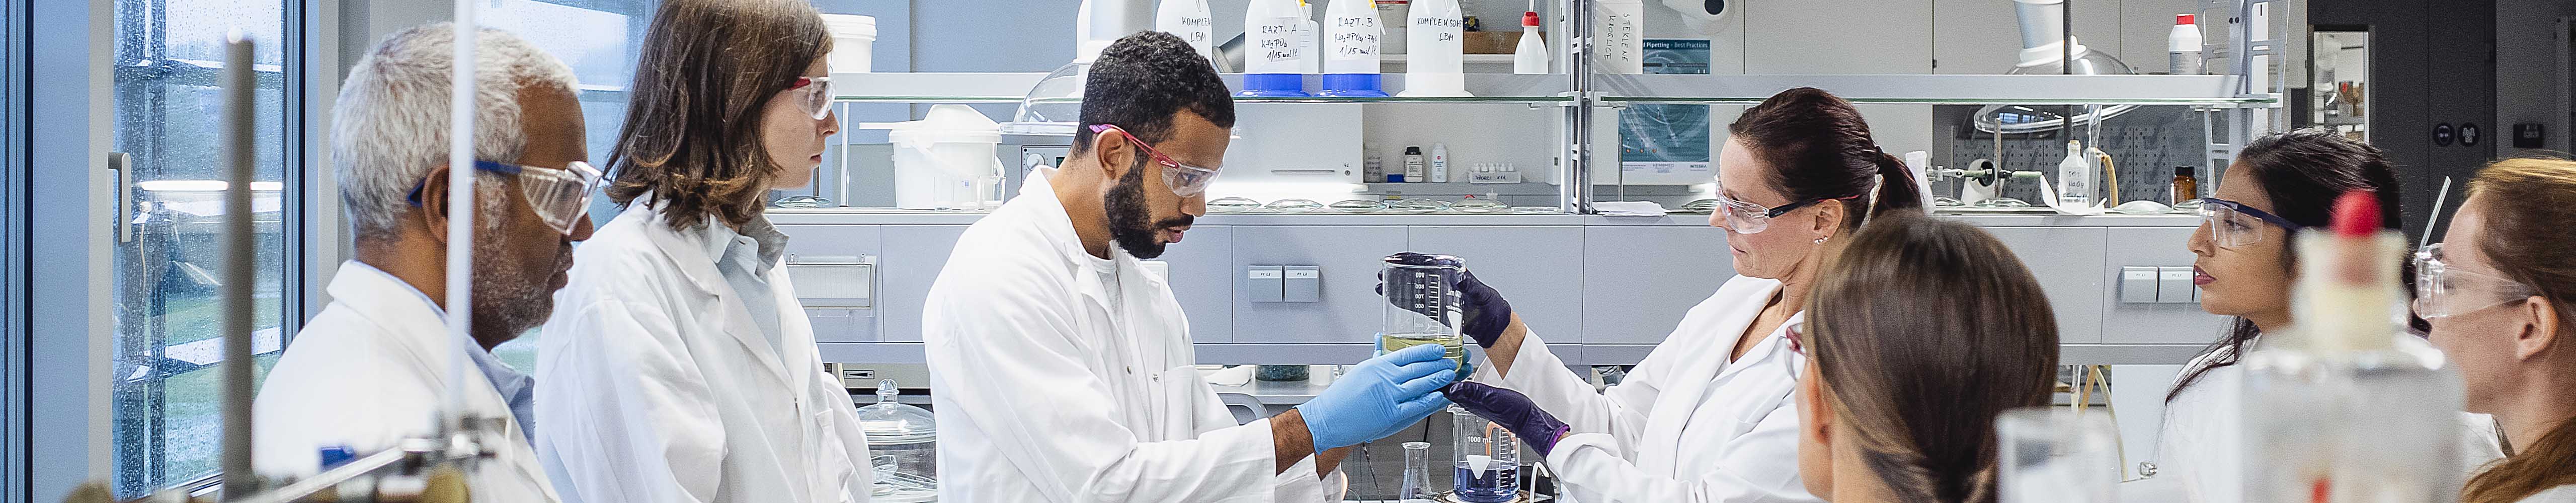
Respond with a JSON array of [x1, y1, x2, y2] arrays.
[[1452, 269, 1512, 348], [1375, 252, 1514, 348], [1441, 381, 1570, 457]]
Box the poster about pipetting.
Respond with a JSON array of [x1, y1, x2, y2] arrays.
[[1619, 39, 1712, 183]]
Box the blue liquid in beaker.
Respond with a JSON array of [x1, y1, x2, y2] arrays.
[[1454, 462, 1519, 502]]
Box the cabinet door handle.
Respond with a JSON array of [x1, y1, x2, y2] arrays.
[[109, 152, 132, 243]]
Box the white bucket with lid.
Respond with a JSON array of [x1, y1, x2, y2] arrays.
[[862, 105, 1004, 210], [822, 14, 875, 73]]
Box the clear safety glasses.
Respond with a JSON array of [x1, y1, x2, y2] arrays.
[[786, 76, 835, 120], [2412, 243, 2538, 319], [407, 160, 604, 236], [1712, 182, 1857, 235], [2196, 197, 2303, 248], [1089, 124, 1220, 197]]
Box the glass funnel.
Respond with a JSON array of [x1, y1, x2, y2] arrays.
[[1379, 253, 1468, 377], [855, 379, 937, 502], [1452, 405, 1522, 503]]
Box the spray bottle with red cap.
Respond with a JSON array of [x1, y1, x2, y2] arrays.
[[1511, 1, 1547, 74], [2239, 191, 2466, 502]]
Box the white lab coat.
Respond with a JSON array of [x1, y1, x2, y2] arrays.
[[920, 169, 1343, 503], [534, 206, 873, 503], [2153, 337, 2502, 502], [252, 261, 559, 502], [1472, 275, 1819, 503]]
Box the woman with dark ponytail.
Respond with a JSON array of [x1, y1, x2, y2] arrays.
[[1795, 213, 2060, 503], [2149, 128, 2500, 502], [1436, 87, 1923, 502], [2428, 157, 2576, 503]]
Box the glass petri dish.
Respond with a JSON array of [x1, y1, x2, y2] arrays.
[[1329, 199, 1388, 213], [1208, 196, 1263, 213], [1265, 198, 1325, 213], [1452, 199, 1507, 213]]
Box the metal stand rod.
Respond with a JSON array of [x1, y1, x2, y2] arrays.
[[1560, 0, 1593, 214], [219, 32, 259, 498]]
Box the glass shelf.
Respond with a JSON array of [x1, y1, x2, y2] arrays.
[[1591, 74, 2273, 106], [830, 72, 1574, 105]]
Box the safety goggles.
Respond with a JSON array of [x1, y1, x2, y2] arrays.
[[787, 76, 834, 120], [2196, 197, 2303, 248], [2411, 243, 2538, 319], [1088, 124, 1220, 197], [407, 160, 603, 236], [1711, 181, 1859, 234]]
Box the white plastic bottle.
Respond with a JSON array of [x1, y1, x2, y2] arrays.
[[1402, 146, 1426, 183], [1156, 0, 1216, 64], [1512, 4, 1547, 74], [1399, 0, 1470, 97], [1430, 143, 1450, 182], [1321, 0, 1388, 96], [2168, 13, 2204, 75], [2056, 140, 2092, 207], [1242, 0, 1310, 96]]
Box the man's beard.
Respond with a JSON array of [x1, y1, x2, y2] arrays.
[[468, 197, 556, 343], [1103, 157, 1192, 260]]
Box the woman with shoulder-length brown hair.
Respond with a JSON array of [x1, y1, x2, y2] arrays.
[[531, 0, 873, 501], [2427, 157, 2576, 503], [1793, 213, 2060, 503]]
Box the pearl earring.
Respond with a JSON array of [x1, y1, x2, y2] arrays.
[[1814, 237, 1828, 244]]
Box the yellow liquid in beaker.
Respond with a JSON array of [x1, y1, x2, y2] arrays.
[[1381, 332, 1467, 377]]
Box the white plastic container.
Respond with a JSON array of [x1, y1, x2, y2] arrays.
[[821, 14, 876, 73], [2056, 140, 2091, 208], [863, 105, 1006, 210], [1398, 0, 1470, 97], [1512, 8, 1547, 74], [2167, 13, 2203, 75], [1429, 143, 1449, 182], [1320, 0, 1387, 96], [1156, 0, 1216, 63], [1243, 0, 1311, 96]]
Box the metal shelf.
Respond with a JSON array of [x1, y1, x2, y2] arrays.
[[1592, 74, 2270, 106]]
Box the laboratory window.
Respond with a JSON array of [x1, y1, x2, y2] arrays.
[[107, 0, 294, 496]]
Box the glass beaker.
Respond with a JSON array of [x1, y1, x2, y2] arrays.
[[1400, 441, 1435, 503], [1452, 405, 1521, 503], [1380, 253, 1468, 375], [1995, 407, 2119, 503]]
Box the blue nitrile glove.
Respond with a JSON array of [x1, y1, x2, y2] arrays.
[[1376, 252, 1515, 348], [1443, 381, 1571, 457], [1297, 343, 1458, 450]]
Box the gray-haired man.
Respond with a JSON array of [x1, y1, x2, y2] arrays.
[[251, 24, 593, 501]]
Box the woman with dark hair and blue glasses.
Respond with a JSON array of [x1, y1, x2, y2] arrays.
[[2147, 128, 2501, 502]]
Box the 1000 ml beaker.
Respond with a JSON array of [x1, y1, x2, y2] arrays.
[[1452, 405, 1521, 502], [1382, 253, 1468, 376]]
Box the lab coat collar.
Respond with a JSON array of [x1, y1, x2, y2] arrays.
[[1014, 169, 1158, 285], [336, 261, 539, 443]]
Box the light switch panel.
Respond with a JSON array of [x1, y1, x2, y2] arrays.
[[1283, 265, 1321, 303], [1248, 265, 1285, 303], [2158, 266, 2196, 304], [2120, 266, 2159, 304]]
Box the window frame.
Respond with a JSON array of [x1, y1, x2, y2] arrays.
[[4, 0, 29, 500]]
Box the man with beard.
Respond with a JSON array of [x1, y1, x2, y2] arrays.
[[250, 25, 593, 501], [920, 32, 1457, 502]]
